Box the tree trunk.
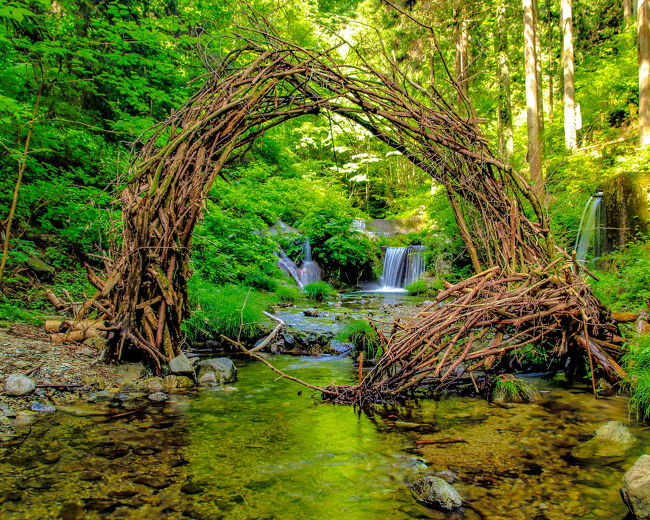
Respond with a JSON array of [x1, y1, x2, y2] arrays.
[[639, 0, 650, 147], [625, 0, 633, 26], [562, 0, 577, 150], [524, 0, 543, 194], [547, 0, 554, 123], [496, 0, 514, 164], [533, 0, 544, 132], [455, 5, 469, 95]]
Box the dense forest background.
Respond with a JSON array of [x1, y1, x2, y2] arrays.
[[0, 0, 648, 341]]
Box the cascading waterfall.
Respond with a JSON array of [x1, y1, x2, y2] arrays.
[[575, 192, 603, 266], [297, 238, 321, 286], [378, 246, 426, 291]]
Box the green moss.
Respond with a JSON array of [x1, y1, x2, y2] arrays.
[[492, 375, 541, 403]]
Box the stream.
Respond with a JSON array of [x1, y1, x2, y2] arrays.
[[0, 354, 647, 520]]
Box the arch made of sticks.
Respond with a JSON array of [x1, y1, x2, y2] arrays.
[[85, 23, 624, 400]]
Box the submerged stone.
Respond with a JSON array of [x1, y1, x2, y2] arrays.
[[30, 402, 56, 413], [148, 392, 168, 402], [197, 358, 237, 383], [3, 373, 36, 396], [621, 455, 650, 519], [411, 475, 463, 510], [86, 391, 113, 403], [573, 421, 636, 459]]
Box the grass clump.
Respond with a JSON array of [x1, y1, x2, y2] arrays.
[[275, 284, 303, 302], [303, 281, 336, 301], [623, 334, 650, 421], [492, 374, 541, 403], [405, 279, 427, 295], [336, 320, 382, 359], [183, 277, 276, 343]]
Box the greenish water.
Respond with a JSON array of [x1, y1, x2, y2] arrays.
[[0, 356, 648, 520]]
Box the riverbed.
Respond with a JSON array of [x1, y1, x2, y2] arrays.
[[0, 355, 646, 520]]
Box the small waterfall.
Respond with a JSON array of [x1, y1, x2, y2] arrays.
[[277, 250, 303, 287], [379, 246, 426, 291], [575, 192, 603, 266], [297, 238, 321, 286]]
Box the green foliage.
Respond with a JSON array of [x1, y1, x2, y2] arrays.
[[303, 281, 336, 301], [0, 301, 40, 326], [623, 335, 650, 421], [405, 279, 427, 295], [492, 375, 541, 403], [591, 240, 650, 312], [183, 277, 276, 343], [276, 284, 304, 302], [336, 320, 382, 359]]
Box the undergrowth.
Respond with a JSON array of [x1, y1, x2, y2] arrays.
[[623, 334, 650, 421], [303, 281, 335, 301], [336, 320, 382, 359], [183, 277, 276, 343]]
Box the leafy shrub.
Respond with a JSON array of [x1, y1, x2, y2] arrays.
[[303, 281, 335, 301], [183, 277, 276, 344], [405, 279, 428, 295], [623, 335, 650, 421], [276, 284, 303, 302], [336, 320, 382, 359]]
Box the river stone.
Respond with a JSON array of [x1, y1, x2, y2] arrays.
[[58, 502, 84, 520], [198, 372, 218, 387], [86, 391, 113, 403], [595, 421, 635, 444], [573, 421, 635, 459], [148, 392, 168, 402], [169, 353, 194, 377], [411, 476, 463, 510], [621, 455, 650, 519], [30, 402, 56, 413], [197, 358, 237, 383], [0, 402, 15, 417], [3, 374, 36, 396], [116, 362, 146, 381], [330, 339, 353, 354], [163, 375, 194, 390], [146, 377, 164, 392]]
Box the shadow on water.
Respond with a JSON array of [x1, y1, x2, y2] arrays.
[[0, 356, 646, 519]]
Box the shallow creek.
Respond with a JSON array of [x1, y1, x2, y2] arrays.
[[0, 356, 647, 520]]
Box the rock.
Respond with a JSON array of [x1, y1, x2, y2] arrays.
[[116, 362, 146, 381], [86, 391, 114, 403], [30, 402, 56, 413], [146, 377, 164, 392], [181, 480, 204, 494], [58, 502, 84, 520], [283, 334, 295, 346], [621, 455, 650, 519], [0, 402, 16, 417], [169, 353, 194, 377], [198, 372, 217, 387], [595, 421, 635, 444], [411, 476, 463, 511], [197, 358, 237, 383], [148, 392, 168, 402], [3, 374, 36, 396], [13, 360, 30, 370], [330, 339, 353, 354], [435, 471, 457, 484], [303, 309, 321, 317], [79, 471, 102, 481], [119, 379, 138, 393], [573, 421, 635, 459], [26, 257, 55, 278]]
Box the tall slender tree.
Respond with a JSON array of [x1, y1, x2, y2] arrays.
[[562, 0, 577, 150], [533, 0, 544, 132], [524, 0, 543, 193], [496, 0, 514, 163], [624, 0, 633, 26], [547, 0, 554, 123], [454, 4, 470, 95], [639, 0, 650, 147]]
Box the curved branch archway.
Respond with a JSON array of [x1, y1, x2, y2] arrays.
[[85, 26, 622, 400]]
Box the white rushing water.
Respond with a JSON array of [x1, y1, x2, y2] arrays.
[[575, 192, 603, 266], [377, 246, 426, 292], [277, 238, 321, 288]]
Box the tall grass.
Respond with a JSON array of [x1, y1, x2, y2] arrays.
[[623, 334, 650, 420], [303, 281, 335, 301], [183, 277, 276, 343], [336, 320, 382, 359]]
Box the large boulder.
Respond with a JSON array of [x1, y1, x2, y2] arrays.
[[196, 358, 237, 384], [411, 476, 462, 511], [3, 374, 36, 396], [621, 455, 650, 519], [169, 354, 194, 378]]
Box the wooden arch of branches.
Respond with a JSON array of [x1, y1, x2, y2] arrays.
[[84, 18, 624, 401]]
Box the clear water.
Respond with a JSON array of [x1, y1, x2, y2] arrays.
[[0, 356, 647, 520]]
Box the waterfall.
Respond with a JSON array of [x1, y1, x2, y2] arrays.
[[575, 192, 603, 266], [297, 238, 321, 286], [277, 250, 303, 287], [379, 246, 426, 291]]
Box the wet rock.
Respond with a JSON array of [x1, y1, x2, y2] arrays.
[[31, 401, 56, 413], [86, 391, 113, 403], [169, 353, 194, 377], [148, 392, 168, 402], [79, 470, 102, 481], [181, 480, 205, 494], [108, 488, 137, 499], [621, 455, 650, 519], [119, 379, 138, 393], [198, 372, 217, 387], [330, 339, 353, 354], [163, 375, 194, 390], [147, 377, 164, 392], [573, 421, 635, 459], [435, 471, 458, 484], [133, 475, 171, 489], [411, 476, 463, 511], [116, 362, 146, 381], [197, 358, 237, 383], [283, 334, 295, 346], [3, 373, 36, 396], [58, 502, 84, 520], [303, 309, 321, 317], [0, 402, 16, 417]]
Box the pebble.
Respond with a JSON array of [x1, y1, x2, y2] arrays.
[[31, 402, 56, 413]]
